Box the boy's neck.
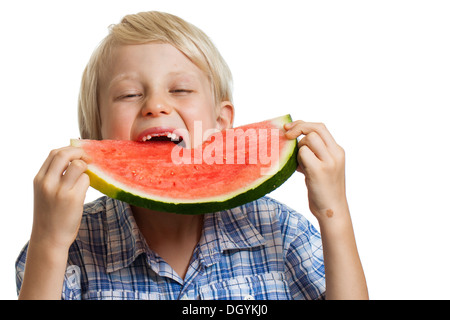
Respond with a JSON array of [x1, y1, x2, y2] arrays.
[[131, 206, 204, 242], [131, 206, 204, 279]]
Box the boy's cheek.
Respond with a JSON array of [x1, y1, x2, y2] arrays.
[[101, 120, 133, 140]]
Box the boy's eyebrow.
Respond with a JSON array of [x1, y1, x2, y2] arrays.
[[167, 71, 198, 81], [106, 71, 201, 91], [108, 73, 140, 88]]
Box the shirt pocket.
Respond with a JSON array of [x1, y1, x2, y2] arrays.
[[199, 272, 291, 300]]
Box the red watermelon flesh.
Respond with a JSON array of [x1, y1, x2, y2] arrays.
[[71, 114, 298, 214]]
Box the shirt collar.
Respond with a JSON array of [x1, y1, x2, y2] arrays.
[[103, 198, 266, 273], [196, 205, 267, 267]]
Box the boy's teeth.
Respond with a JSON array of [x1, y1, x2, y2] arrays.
[[168, 133, 178, 140], [141, 132, 180, 142]]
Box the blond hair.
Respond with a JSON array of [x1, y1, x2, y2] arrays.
[[78, 11, 233, 140]]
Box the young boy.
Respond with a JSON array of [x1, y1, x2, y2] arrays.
[[16, 11, 368, 300]]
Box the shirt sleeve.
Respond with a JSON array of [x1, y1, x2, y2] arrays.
[[15, 242, 28, 297], [283, 212, 326, 300]]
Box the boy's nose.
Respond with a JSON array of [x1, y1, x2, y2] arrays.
[[141, 97, 173, 117]]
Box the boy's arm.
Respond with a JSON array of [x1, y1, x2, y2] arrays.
[[316, 201, 368, 299], [284, 121, 368, 299], [18, 238, 71, 299], [18, 147, 90, 300]]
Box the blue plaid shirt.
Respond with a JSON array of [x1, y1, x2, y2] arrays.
[[16, 196, 325, 300]]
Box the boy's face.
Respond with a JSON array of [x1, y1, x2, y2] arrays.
[[98, 43, 232, 147]]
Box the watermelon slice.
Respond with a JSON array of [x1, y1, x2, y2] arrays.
[[71, 114, 298, 214]]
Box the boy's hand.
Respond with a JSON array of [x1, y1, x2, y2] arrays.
[[19, 146, 91, 299], [31, 146, 91, 251], [285, 121, 369, 299], [284, 121, 347, 222]]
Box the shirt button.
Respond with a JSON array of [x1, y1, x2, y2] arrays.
[[244, 294, 254, 300]]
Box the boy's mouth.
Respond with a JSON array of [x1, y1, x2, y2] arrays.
[[141, 132, 182, 143], [136, 127, 185, 147]]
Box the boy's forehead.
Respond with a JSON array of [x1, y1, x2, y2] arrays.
[[111, 43, 187, 66], [103, 43, 208, 82]]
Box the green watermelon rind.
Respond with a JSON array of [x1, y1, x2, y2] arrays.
[[73, 114, 298, 215]]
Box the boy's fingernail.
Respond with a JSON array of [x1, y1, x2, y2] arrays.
[[285, 122, 293, 129]]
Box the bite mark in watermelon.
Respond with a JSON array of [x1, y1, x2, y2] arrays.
[[71, 114, 298, 214]]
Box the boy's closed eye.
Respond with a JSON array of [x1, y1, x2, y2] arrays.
[[170, 88, 194, 95], [125, 93, 143, 98], [115, 93, 143, 101]]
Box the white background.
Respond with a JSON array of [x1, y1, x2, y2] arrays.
[[1, 0, 449, 300]]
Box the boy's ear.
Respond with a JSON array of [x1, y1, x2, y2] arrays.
[[216, 101, 234, 130]]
